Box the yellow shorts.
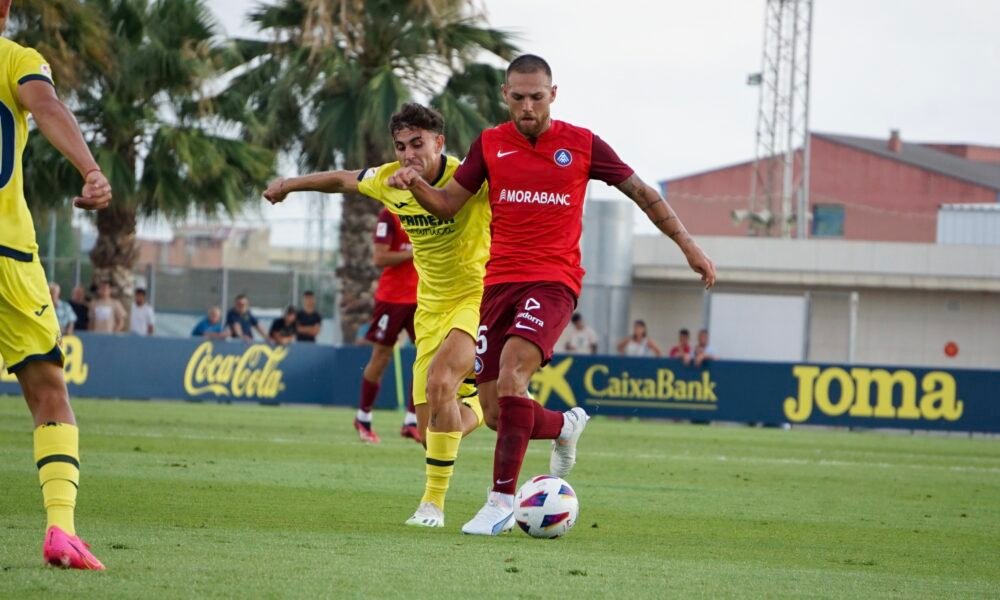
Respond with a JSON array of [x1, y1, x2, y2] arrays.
[[0, 255, 63, 374], [411, 296, 481, 406]]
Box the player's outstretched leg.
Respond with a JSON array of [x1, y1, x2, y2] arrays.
[[550, 407, 589, 478], [17, 361, 104, 570], [406, 329, 478, 528], [463, 337, 549, 536], [355, 343, 393, 443]]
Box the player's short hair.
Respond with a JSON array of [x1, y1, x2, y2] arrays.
[[389, 103, 445, 137], [571, 313, 583, 323], [679, 328, 690, 336], [285, 305, 297, 315], [235, 294, 248, 303], [302, 290, 315, 297], [506, 54, 552, 81], [135, 287, 146, 295]]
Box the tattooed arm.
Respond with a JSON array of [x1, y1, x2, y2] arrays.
[[616, 174, 717, 288]]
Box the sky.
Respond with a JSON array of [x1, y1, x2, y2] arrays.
[[175, 0, 1000, 245]]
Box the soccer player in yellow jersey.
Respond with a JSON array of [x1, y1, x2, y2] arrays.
[[0, 0, 112, 570], [264, 103, 491, 528]]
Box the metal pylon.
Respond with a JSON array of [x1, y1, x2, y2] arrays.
[[748, 0, 813, 237]]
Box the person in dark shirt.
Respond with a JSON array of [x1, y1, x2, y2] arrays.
[[269, 306, 297, 346], [69, 285, 90, 332], [226, 294, 267, 343], [294, 291, 322, 342]]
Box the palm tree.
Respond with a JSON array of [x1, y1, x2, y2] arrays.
[[225, 0, 517, 341], [14, 0, 275, 303], [7, 0, 112, 94]]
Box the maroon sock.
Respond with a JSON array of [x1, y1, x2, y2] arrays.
[[359, 378, 380, 412], [406, 382, 415, 413], [530, 402, 564, 439], [492, 396, 534, 495]]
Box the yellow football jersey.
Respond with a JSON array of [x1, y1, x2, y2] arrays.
[[358, 156, 491, 312], [0, 38, 53, 260]]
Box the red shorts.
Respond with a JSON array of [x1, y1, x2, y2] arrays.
[[474, 281, 577, 384], [364, 300, 417, 346]]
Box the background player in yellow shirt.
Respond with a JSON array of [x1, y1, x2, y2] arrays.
[[0, 0, 112, 570], [264, 103, 491, 528]]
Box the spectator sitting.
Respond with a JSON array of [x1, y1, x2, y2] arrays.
[[564, 312, 598, 355], [616, 319, 663, 357], [69, 285, 90, 331], [129, 287, 155, 337], [688, 328, 718, 368], [269, 306, 297, 346], [50, 283, 76, 336], [295, 290, 322, 343], [668, 328, 691, 360], [226, 294, 267, 343], [89, 280, 127, 333], [191, 306, 228, 339]]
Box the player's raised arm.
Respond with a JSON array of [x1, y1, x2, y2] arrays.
[[17, 80, 111, 211], [616, 173, 717, 289], [263, 170, 363, 204], [386, 169, 473, 220]]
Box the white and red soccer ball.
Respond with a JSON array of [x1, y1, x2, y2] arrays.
[[513, 475, 579, 539]]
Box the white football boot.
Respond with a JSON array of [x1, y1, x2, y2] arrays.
[[405, 502, 445, 528], [461, 490, 515, 536], [550, 407, 589, 478]]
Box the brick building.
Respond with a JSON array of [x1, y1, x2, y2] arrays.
[[136, 226, 271, 269], [660, 131, 1000, 242]]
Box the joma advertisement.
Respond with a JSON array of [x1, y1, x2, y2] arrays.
[[2, 335, 997, 432]]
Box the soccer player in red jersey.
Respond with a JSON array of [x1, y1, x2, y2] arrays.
[[389, 54, 716, 535], [354, 208, 420, 443]]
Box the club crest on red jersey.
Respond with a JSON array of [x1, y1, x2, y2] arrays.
[[553, 149, 573, 167]]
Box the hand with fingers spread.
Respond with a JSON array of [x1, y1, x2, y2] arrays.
[[73, 169, 111, 211]]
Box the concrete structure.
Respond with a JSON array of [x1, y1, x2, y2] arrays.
[[661, 131, 1000, 242], [626, 235, 1000, 369]]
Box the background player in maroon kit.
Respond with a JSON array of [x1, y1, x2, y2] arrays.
[[389, 54, 716, 535], [354, 208, 420, 444]]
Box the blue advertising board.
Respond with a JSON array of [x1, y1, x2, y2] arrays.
[[2, 335, 998, 433], [0, 334, 411, 409], [527, 355, 1000, 433]]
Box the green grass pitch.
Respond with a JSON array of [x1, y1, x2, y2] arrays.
[[1, 397, 998, 598]]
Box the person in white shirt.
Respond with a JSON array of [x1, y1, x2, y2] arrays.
[[129, 287, 155, 337], [616, 319, 663, 357], [564, 312, 599, 355]]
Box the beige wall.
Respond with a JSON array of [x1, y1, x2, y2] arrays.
[[628, 282, 1000, 369]]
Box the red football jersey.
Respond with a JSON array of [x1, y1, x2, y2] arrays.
[[373, 208, 418, 304], [455, 120, 633, 295]]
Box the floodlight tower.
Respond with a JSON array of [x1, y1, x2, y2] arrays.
[[747, 0, 813, 238]]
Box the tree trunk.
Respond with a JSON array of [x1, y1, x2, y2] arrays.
[[337, 143, 389, 343], [89, 204, 139, 309]]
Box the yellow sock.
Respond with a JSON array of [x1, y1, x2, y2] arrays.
[[463, 394, 485, 428], [34, 423, 80, 536], [421, 431, 461, 510]]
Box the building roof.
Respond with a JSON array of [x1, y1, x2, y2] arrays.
[[815, 132, 1000, 191]]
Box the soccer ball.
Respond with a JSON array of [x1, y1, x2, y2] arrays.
[[513, 475, 579, 538]]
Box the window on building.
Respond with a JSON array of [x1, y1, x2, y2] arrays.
[[812, 204, 844, 237]]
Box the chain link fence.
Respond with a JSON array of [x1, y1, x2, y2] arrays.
[[41, 257, 343, 343]]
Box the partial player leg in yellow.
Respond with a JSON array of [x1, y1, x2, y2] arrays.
[[406, 302, 483, 528], [0, 257, 103, 570]]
